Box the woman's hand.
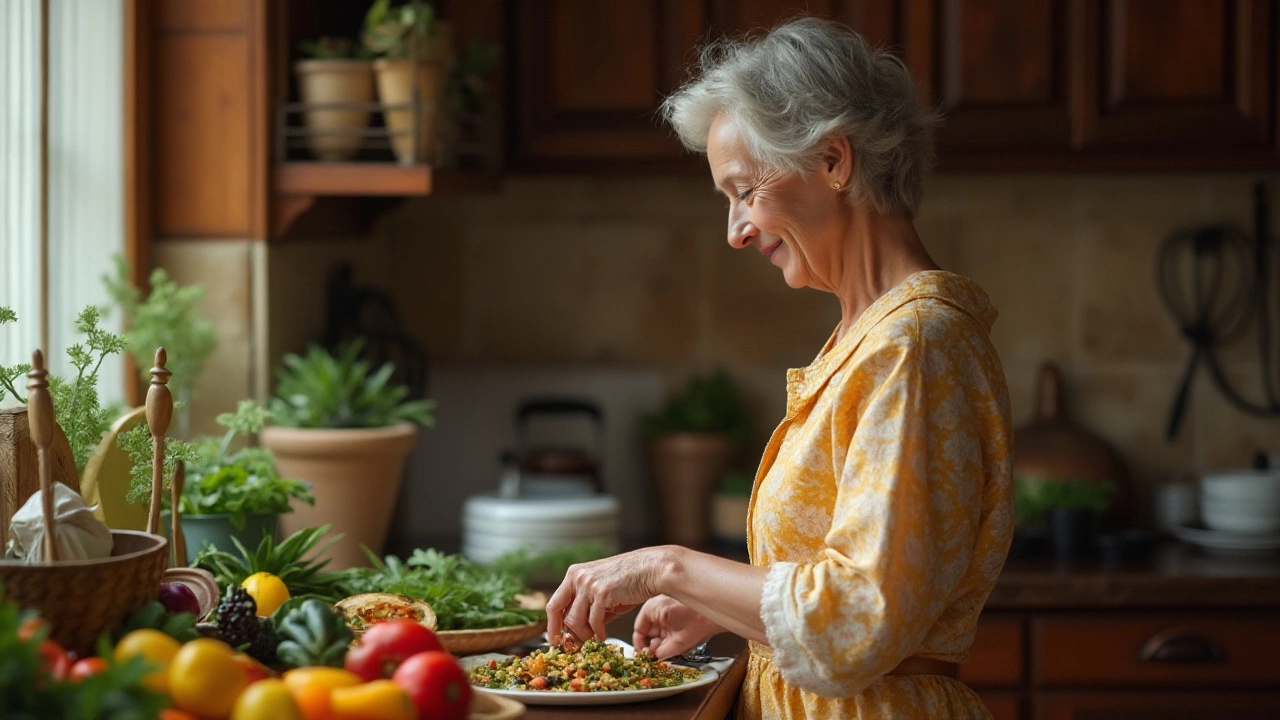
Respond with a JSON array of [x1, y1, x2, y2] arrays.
[[632, 595, 722, 659], [545, 547, 674, 643]]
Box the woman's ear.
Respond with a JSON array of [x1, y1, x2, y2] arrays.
[[820, 136, 853, 186]]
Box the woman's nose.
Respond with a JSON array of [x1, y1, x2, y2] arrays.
[[727, 212, 757, 250]]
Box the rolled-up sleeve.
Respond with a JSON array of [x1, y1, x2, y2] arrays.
[[760, 318, 989, 697]]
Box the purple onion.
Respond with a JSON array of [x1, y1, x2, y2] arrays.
[[159, 582, 201, 616]]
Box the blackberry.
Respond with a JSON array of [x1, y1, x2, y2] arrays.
[[217, 585, 260, 649], [246, 620, 279, 665]]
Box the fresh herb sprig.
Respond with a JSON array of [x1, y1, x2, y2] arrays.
[[0, 306, 127, 470], [196, 525, 348, 602], [122, 400, 313, 530], [340, 549, 542, 630]]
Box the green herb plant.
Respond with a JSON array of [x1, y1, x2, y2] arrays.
[[1015, 477, 1115, 525], [644, 370, 751, 450], [298, 36, 372, 60], [117, 601, 199, 643], [103, 256, 216, 438], [0, 584, 168, 720], [196, 525, 348, 601], [487, 542, 608, 587], [1, 306, 127, 470], [716, 470, 754, 498], [340, 548, 542, 630], [270, 341, 436, 429], [122, 400, 313, 530], [445, 38, 500, 117], [362, 0, 437, 59]]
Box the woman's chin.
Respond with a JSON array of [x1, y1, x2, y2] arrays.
[[779, 266, 808, 289]]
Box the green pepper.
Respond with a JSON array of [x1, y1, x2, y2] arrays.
[[275, 598, 353, 668]]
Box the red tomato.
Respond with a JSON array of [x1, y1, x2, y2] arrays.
[[233, 653, 273, 685], [391, 651, 472, 720], [68, 657, 109, 681], [344, 620, 443, 682], [37, 639, 71, 681]]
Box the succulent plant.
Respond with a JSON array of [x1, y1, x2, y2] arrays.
[[269, 340, 436, 429]]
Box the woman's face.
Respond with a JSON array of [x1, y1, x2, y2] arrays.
[[706, 113, 849, 291]]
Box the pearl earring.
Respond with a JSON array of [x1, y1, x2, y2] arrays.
[[832, 181, 842, 190]]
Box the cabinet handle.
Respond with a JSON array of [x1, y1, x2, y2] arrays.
[[1138, 627, 1226, 664]]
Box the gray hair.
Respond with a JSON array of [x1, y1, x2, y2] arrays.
[[661, 17, 938, 217]]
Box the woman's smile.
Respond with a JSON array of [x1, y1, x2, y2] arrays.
[[762, 240, 783, 261]]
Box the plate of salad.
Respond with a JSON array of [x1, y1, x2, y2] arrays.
[[462, 638, 718, 706]]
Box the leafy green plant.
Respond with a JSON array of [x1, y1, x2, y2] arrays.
[[196, 525, 349, 601], [270, 341, 436, 429], [445, 38, 500, 116], [716, 470, 754, 498], [362, 0, 437, 59], [1, 305, 127, 470], [298, 36, 372, 60], [1016, 477, 1115, 523], [117, 601, 199, 643], [644, 370, 751, 450], [103, 256, 216, 424], [340, 548, 542, 630], [0, 584, 168, 720], [122, 400, 313, 529], [487, 542, 608, 586], [274, 598, 353, 669]]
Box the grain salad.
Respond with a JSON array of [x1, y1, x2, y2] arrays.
[[469, 639, 701, 692]]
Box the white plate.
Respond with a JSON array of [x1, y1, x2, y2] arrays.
[[1173, 523, 1280, 554], [462, 639, 718, 706]]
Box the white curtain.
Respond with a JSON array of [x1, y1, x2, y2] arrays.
[[0, 0, 125, 407]]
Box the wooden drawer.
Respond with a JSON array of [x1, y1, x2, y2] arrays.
[[977, 692, 1020, 720], [961, 615, 1025, 687], [1033, 615, 1280, 687], [1035, 691, 1280, 720]]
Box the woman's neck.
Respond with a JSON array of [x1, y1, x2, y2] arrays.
[[831, 209, 938, 343]]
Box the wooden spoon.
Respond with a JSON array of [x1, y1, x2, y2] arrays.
[[26, 349, 58, 563]]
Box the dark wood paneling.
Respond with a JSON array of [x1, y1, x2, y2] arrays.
[[155, 0, 247, 32], [710, 0, 903, 49], [1079, 0, 1275, 155], [979, 693, 1021, 720], [961, 615, 1026, 687]]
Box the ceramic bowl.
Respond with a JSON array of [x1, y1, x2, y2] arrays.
[[1200, 470, 1280, 505]]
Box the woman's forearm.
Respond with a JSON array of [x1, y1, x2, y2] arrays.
[[656, 545, 769, 644]]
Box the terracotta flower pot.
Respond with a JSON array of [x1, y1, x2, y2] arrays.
[[373, 58, 447, 164], [261, 423, 418, 570], [649, 434, 734, 548], [293, 59, 375, 162]]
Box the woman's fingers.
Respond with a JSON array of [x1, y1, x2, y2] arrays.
[[564, 591, 595, 642], [544, 584, 572, 642]]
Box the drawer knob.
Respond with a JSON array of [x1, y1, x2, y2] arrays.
[[1138, 628, 1226, 664]]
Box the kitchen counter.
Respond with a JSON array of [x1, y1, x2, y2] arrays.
[[988, 542, 1280, 609]]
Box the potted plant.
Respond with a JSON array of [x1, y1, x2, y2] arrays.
[[437, 37, 500, 170], [294, 37, 376, 162], [1018, 477, 1115, 561], [710, 470, 752, 550], [260, 341, 436, 570], [644, 370, 750, 548], [362, 0, 452, 164], [121, 400, 314, 565]]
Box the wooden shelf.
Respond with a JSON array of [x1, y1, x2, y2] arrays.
[[272, 162, 501, 237]]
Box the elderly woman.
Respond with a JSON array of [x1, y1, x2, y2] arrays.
[[545, 17, 1013, 720]]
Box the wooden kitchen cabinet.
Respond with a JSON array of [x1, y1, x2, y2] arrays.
[[509, 0, 1280, 169], [1034, 692, 1280, 720]]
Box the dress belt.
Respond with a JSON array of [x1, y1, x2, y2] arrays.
[[748, 641, 960, 679]]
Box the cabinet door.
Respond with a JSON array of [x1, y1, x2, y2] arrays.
[[708, 0, 902, 50], [1078, 0, 1276, 164], [903, 0, 1075, 165], [1036, 692, 1280, 720], [509, 0, 705, 167]]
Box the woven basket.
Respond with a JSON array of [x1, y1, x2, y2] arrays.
[[438, 619, 547, 655], [0, 530, 168, 653]]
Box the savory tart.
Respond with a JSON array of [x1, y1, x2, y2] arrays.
[[335, 593, 438, 633]]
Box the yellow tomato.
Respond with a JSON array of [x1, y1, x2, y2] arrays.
[[282, 667, 363, 692], [168, 638, 248, 719], [232, 678, 302, 720], [290, 683, 335, 720], [114, 629, 180, 693], [242, 572, 291, 616], [330, 680, 416, 720]]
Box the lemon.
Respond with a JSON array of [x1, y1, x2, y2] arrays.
[[242, 572, 291, 616]]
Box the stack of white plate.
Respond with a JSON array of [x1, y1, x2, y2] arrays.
[[462, 492, 621, 565], [1200, 470, 1280, 535]]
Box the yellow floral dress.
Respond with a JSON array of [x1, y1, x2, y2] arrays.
[[739, 271, 1014, 720]]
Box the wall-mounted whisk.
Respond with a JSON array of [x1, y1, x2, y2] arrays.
[[1157, 182, 1280, 442]]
